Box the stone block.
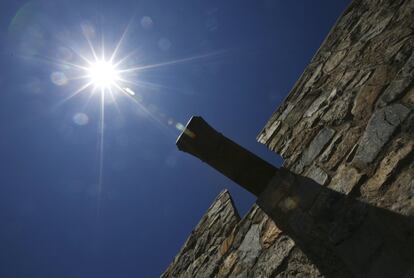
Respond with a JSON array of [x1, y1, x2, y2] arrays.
[[319, 132, 343, 163], [376, 163, 414, 216], [329, 164, 363, 195], [324, 50, 347, 72], [321, 92, 355, 127], [217, 252, 238, 277], [377, 78, 412, 107], [257, 120, 281, 144], [352, 103, 410, 168], [260, 219, 282, 248], [293, 128, 336, 173], [351, 85, 383, 120], [361, 138, 413, 195], [304, 165, 329, 186], [322, 125, 361, 170]]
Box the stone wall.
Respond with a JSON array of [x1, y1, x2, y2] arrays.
[[258, 0, 413, 217], [162, 191, 321, 277], [254, 0, 414, 275], [162, 0, 413, 276], [161, 190, 240, 277]]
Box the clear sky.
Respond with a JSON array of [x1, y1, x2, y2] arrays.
[[0, 0, 350, 277]]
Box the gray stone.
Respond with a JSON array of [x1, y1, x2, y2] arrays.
[[319, 132, 343, 163], [257, 120, 281, 144], [223, 221, 267, 277], [305, 165, 329, 185], [377, 78, 412, 107], [279, 103, 294, 121], [304, 94, 327, 118], [324, 50, 347, 72], [293, 128, 336, 173], [238, 224, 262, 266], [304, 89, 338, 122], [354, 70, 373, 88], [353, 103, 410, 167], [321, 89, 356, 125], [376, 39, 414, 108], [359, 12, 393, 42]]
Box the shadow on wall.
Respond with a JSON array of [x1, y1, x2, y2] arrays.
[[175, 116, 413, 277], [257, 168, 414, 278]]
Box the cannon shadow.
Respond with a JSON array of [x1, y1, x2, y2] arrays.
[[257, 168, 414, 277]]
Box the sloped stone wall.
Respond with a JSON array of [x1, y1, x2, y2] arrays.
[[161, 190, 240, 277], [258, 0, 413, 219], [255, 0, 414, 275], [163, 0, 413, 277], [163, 196, 322, 277]]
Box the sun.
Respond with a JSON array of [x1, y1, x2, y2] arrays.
[[47, 21, 222, 216], [87, 60, 120, 89]]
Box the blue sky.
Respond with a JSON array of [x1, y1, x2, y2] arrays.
[[0, 0, 350, 277]]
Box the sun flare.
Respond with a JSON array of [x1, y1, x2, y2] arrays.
[[46, 21, 222, 216], [87, 60, 120, 89]]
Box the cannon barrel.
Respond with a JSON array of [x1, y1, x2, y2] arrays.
[[176, 116, 278, 196]]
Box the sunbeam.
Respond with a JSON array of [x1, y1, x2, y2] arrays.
[[97, 88, 105, 217]]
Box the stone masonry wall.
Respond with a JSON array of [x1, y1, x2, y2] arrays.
[[256, 0, 414, 275], [258, 0, 413, 217], [161, 190, 240, 277], [163, 0, 413, 277], [162, 191, 320, 277]]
